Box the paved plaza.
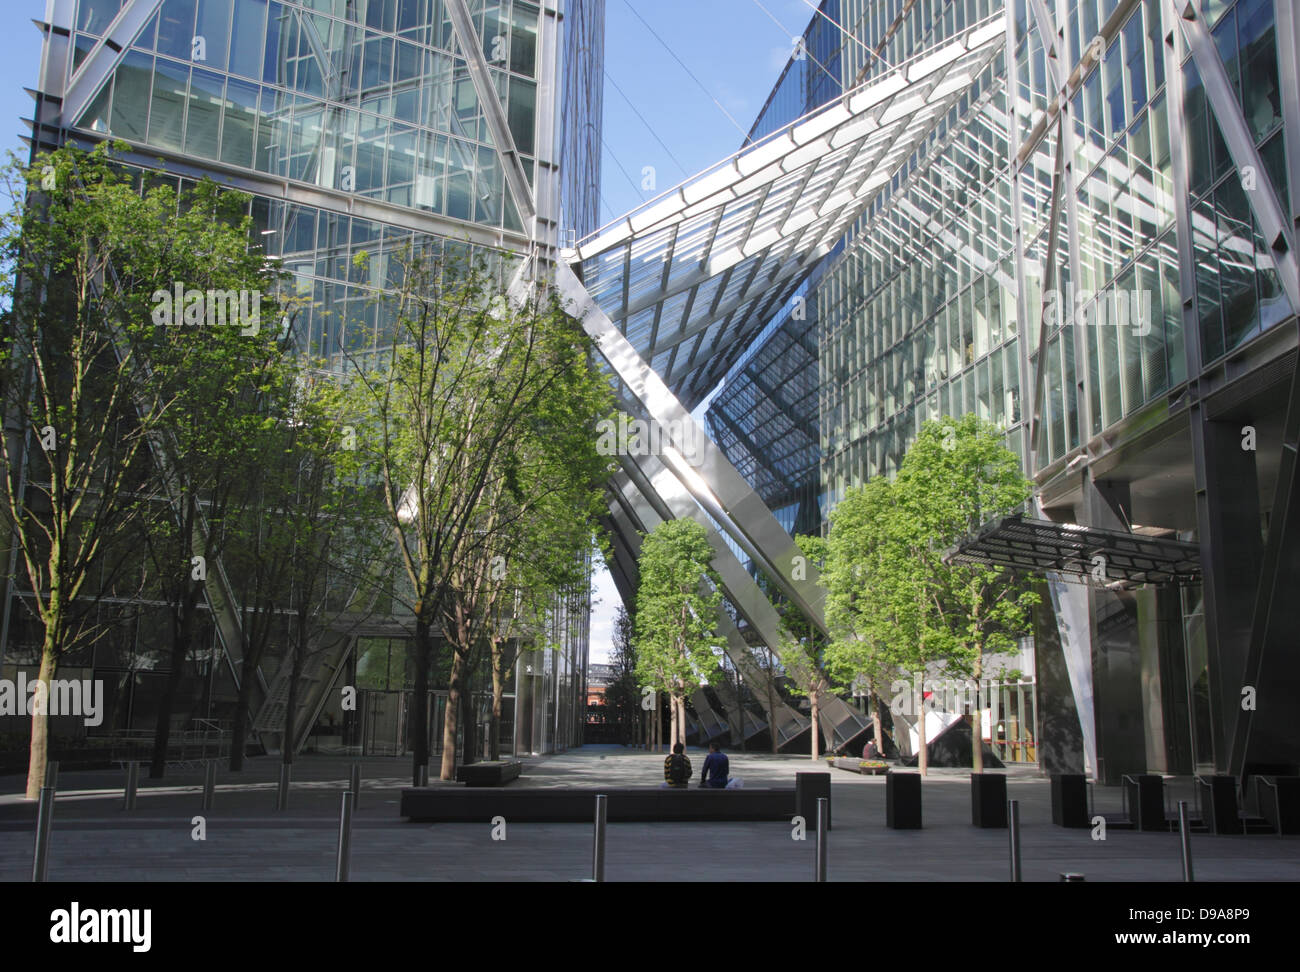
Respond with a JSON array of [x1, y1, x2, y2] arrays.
[[1, 746, 1297, 882]]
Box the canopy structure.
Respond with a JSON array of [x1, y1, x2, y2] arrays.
[[944, 514, 1203, 586], [566, 14, 1007, 407]]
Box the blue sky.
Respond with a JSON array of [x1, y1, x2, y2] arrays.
[[0, 0, 822, 662]]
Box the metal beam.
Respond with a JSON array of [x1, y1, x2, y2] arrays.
[[1178, 0, 1300, 316], [555, 259, 828, 631], [445, 0, 540, 237], [58, 0, 164, 128]]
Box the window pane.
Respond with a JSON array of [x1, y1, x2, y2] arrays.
[[195, 0, 232, 72], [148, 58, 189, 149], [219, 76, 258, 167], [1239, 0, 1282, 141], [229, 0, 266, 79], [184, 66, 224, 159], [157, 0, 198, 61], [110, 51, 153, 140]]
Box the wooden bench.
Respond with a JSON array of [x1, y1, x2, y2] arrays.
[[400, 786, 795, 822], [455, 760, 523, 787]]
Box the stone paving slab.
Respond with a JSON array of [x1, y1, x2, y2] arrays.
[[2, 746, 1297, 881]]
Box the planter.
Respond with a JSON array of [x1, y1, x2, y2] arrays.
[[795, 771, 831, 831], [1125, 774, 1166, 831], [1051, 774, 1090, 828], [970, 772, 1007, 828], [886, 771, 922, 829]]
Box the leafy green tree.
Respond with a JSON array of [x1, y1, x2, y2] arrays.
[[778, 535, 836, 759], [822, 474, 945, 773], [346, 247, 612, 782], [130, 178, 292, 778], [0, 144, 279, 794], [894, 415, 1039, 770], [633, 518, 723, 749], [604, 606, 641, 746], [822, 416, 1038, 773]]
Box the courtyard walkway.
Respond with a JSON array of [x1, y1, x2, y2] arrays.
[[1, 745, 1296, 881]]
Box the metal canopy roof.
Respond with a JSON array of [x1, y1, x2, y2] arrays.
[[944, 514, 1202, 586], [565, 15, 1006, 408]]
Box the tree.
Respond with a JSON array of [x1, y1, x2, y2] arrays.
[[633, 518, 723, 749], [224, 369, 388, 770], [821, 416, 1040, 774], [893, 415, 1039, 771], [0, 144, 260, 797], [782, 534, 836, 759], [604, 605, 641, 746], [822, 475, 944, 774], [346, 247, 611, 783], [129, 178, 291, 778], [433, 300, 613, 772]]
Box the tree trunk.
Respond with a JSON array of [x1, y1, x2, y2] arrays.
[[151, 605, 195, 779], [229, 652, 257, 772], [810, 689, 820, 760], [489, 645, 504, 761], [24, 634, 59, 800], [669, 694, 677, 751], [871, 691, 885, 755], [917, 678, 929, 777], [971, 652, 984, 773], [284, 649, 302, 765], [678, 696, 687, 748], [767, 672, 779, 754], [411, 616, 431, 786], [460, 674, 477, 766], [440, 648, 468, 780]]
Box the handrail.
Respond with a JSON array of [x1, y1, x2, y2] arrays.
[[1256, 777, 1282, 837]]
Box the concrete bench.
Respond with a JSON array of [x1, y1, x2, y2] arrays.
[[400, 786, 795, 822], [455, 760, 522, 787]]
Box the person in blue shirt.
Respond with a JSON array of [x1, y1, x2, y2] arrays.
[[699, 740, 729, 788]]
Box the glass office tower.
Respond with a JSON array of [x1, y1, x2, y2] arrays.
[[1, 0, 605, 759], [715, 0, 1300, 780]]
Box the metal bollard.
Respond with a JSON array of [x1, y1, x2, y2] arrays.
[[592, 794, 608, 883], [350, 764, 362, 811], [202, 760, 217, 811], [276, 763, 291, 811], [124, 761, 139, 810], [416, 764, 428, 787], [45, 760, 59, 789], [1059, 872, 1086, 881], [815, 797, 829, 882], [32, 784, 55, 882], [1008, 799, 1022, 882], [1178, 800, 1194, 882], [335, 791, 354, 882]]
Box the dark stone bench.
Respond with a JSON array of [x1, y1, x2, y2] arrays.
[[455, 760, 522, 787], [400, 786, 795, 822]]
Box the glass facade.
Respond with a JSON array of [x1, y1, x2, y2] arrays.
[[3, 0, 602, 760], [728, 0, 1300, 777]]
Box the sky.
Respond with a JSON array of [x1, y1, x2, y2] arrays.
[[0, 0, 822, 664]]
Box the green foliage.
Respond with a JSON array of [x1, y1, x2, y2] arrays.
[[822, 415, 1039, 691], [633, 519, 723, 702]]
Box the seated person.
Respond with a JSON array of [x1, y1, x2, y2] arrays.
[[699, 740, 730, 789], [863, 739, 882, 759], [661, 742, 692, 788]]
